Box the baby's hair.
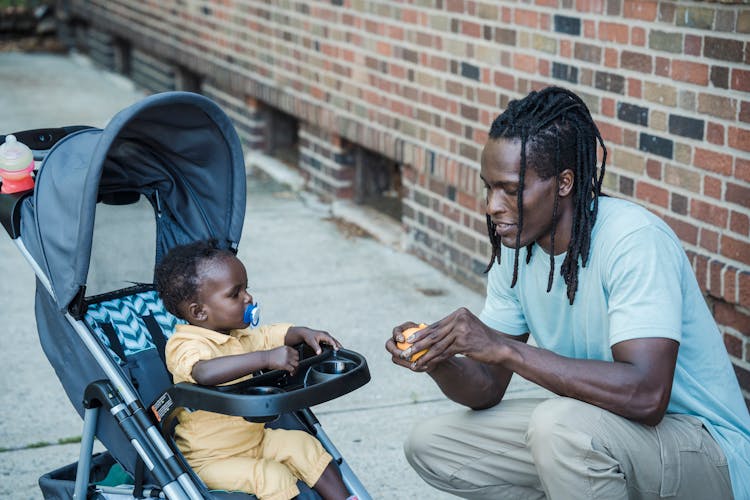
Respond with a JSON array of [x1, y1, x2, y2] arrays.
[[155, 239, 234, 318]]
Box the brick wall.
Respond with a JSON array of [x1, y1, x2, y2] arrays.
[[65, 0, 750, 403]]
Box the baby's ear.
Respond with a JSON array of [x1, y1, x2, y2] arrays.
[[185, 302, 207, 323]]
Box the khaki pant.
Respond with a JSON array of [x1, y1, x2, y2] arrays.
[[405, 397, 733, 499]]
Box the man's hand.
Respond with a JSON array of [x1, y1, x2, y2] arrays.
[[264, 345, 300, 374], [286, 326, 342, 354], [400, 308, 513, 371]]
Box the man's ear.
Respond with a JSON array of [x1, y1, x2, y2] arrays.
[[558, 169, 575, 198], [186, 302, 207, 323]]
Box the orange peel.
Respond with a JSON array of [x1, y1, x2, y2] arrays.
[[396, 323, 428, 362]]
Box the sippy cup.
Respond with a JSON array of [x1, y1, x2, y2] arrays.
[[0, 135, 35, 194]]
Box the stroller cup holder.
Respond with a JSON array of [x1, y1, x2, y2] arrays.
[[153, 345, 370, 428]]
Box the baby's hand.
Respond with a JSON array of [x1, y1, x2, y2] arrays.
[[265, 346, 299, 374], [286, 326, 342, 354]]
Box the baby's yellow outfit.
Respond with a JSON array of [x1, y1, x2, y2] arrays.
[[165, 323, 332, 500]]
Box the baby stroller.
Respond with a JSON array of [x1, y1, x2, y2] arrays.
[[0, 91, 371, 499]]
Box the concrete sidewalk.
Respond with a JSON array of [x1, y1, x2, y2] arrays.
[[0, 52, 545, 499]]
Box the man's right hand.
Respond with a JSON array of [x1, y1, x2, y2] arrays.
[[386, 321, 423, 370]]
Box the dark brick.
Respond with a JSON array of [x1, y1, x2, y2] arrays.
[[671, 192, 688, 215], [554, 15, 581, 35], [574, 43, 601, 64], [461, 61, 480, 81], [552, 62, 578, 84], [711, 66, 730, 89], [639, 132, 674, 159], [494, 27, 516, 46], [447, 185, 456, 201], [483, 25, 492, 41], [331, 0, 343, 5], [595, 71, 625, 94], [669, 114, 705, 140], [621, 50, 652, 73], [617, 102, 648, 125], [620, 175, 634, 196], [402, 48, 418, 64], [704, 37, 744, 63]]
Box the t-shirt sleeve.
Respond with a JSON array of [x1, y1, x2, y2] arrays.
[[478, 253, 529, 336], [165, 336, 214, 384], [238, 323, 293, 352], [606, 225, 683, 346]]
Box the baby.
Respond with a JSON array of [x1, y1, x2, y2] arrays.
[[155, 240, 355, 500]]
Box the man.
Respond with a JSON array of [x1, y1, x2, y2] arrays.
[[386, 87, 749, 499]]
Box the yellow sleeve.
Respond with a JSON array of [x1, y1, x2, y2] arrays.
[[237, 323, 292, 353], [164, 335, 215, 384]]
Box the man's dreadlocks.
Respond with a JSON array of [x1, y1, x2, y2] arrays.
[[484, 86, 607, 304]]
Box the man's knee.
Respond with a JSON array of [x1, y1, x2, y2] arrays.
[[526, 398, 602, 466], [403, 416, 446, 476]]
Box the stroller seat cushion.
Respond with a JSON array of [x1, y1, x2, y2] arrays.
[[84, 287, 184, 364]]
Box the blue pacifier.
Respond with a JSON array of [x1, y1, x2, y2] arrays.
[[243, 302, 260, 327]]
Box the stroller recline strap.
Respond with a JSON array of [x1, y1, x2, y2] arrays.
[[99, 322, 128, 363]]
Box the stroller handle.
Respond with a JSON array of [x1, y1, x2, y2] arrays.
[[1, 126, 93, 160]]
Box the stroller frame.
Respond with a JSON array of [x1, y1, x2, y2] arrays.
[[1, 93, 372, 499]]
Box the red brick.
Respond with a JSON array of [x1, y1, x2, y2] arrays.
[[706, 122, 725, 146], [628, 77, 642, 98], [513, 54, 538, 73], [605, 47, 618, 67], [724, 332, 743, 358], [741, 101, 750, 124], [704, 175, 723, 199], [695, 254, 710, 290], [700, 228, 719, 253], [599, 21, 628, 43], [672, 60, 709, 86], [732, 69, 750, 92], [636, 181, 669, 207], [740, 271, 750, 308], [728, 126, 750, 153], [691, 199, 729, 227], [584, 19, 596, 38], [655, 57, 670, 77], [727, 182, 750, 210], [664, 215, 698, 245], [624, 0, 657, 21], [646, 159, 662, 180], [514, 8, 539, 28], [731, 211, 750, 237], [462, 20, 482, 37], [737, 158, 750, 183], [576, 0, 606, 12], [493, 70, 515, 91], [602, 97, 615, 117], [709, 259, 724, 297], [560, 39, 572, 58], [734, 364, 750, 395], [694, 148, 733, 175], [632, 26, 646, 46], [715, 302, 750, 335], [721, 234, 750, 266], [724, 266, 738, 304]]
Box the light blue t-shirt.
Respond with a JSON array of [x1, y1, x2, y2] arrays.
[[479, 196, 750, 499]]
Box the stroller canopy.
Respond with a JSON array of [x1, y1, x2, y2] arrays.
[[21, 91, 246, 310]]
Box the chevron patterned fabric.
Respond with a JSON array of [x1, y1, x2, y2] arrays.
[[85, 289, 185, 364]]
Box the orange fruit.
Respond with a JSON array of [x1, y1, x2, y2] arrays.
[[396, 323, 428, 361]]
